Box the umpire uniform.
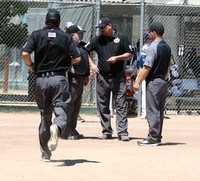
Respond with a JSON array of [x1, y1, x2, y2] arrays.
[[85, 17, 133, 140], [134, 22, 171, 146], [145, 38, 171, 143], [66, 25, 90, 139], [22, 9, 80, 161]]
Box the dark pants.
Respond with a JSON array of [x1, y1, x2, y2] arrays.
[[68, 74, 84, 135], [96, 73, 128, 136], [34, 76, 72, 156], [146, 78, 168, 143]]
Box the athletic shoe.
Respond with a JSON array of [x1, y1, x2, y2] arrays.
[[48, 124, 59, 151], [118, 135, 130, 141], [137, 139, 161, 146], [77, 115, 85, 122], [98, 134, 112, 139], [41, 152, 51, 162], [140, 115, 147, 119], [67, 135, 79, 140]]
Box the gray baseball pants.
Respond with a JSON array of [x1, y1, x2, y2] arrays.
[[34, 75, 72, 156], [146, 78, 168, 143], [96, 73, 128, 136]]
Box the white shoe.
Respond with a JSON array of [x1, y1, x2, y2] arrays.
[[48, 124, 59, 152]]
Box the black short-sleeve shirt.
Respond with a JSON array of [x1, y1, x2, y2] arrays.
[[85, 31, 133, 74], [22, 26, 80, 74], [69, 42, 90, 76]]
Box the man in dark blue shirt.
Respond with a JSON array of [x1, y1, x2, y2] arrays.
[[22, 9, 81, 161], [85, 17, 133, 141], [133, 22, 171, 146]]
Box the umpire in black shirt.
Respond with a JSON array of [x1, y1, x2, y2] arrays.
[[65, 25, 90, 140], [22, 9, 81, 161], [85, 17, 133, 141]]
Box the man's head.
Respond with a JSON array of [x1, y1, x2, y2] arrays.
[[77, 26, 86, 40], [64, 22, 73, 31], [96, 17, 114, 37], [45, 9, 60, 27], [66, 25, 85, 44], [149, 22, 164, 40]]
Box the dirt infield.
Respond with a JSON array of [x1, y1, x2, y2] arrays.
[[0, 112, 200, 181]]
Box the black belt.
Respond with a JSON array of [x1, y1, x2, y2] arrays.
[[100, 71, 124, 77], [37, 71, 65, 78], [68, 72, 84, 78]]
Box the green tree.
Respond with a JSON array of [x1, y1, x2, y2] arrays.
[[0, 1, 28, 48]]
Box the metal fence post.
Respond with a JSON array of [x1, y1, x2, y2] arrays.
[[137, 0, 145, 116]]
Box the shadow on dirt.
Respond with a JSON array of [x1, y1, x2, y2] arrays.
[[51, 159, 100, 167], [160, 142, 186, 146]]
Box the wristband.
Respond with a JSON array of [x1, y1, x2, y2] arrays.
[[90, 70, 95, 74], [28, 62, 34, 67]]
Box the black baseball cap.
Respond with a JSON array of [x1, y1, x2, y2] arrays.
[[66, 25, 82, 34], [149, 22, 164, 35], [46, 9, 60, 24], [96, 17, 112, 28]]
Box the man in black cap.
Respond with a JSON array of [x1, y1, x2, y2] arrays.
[[85, 17, 134, 141], [22, 9, 81, 161], [133, 22, 171, 146], [65, 25, 90, 140]]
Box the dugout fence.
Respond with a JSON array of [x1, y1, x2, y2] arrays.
[[0, 0, 199, 114]]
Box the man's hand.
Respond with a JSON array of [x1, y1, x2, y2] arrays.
[[133, 81, 140, 92], [29, 64, 35, 73], [84, 76, 89, 86], [107, 56, 118, 64], [90, 64, 99, 73]]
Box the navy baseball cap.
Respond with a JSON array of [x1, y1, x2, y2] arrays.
[[46, 9, 60, 23], [96, 17, 112, 28], [149, 22, 164, 35], [144, 33, 152, 41], [66, 25, 83, 34]]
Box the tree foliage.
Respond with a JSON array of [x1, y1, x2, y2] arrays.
[[0, 1, 28, 48]]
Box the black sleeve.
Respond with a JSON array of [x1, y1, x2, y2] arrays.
[[22, 32, 36, 53], [121, 34, 134, 54], [84, 37, 97, 53]]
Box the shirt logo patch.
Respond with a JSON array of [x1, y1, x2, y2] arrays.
[[48, 32, 56, 38], [129, 45, 133, 51], [114, 37, 120, 43]]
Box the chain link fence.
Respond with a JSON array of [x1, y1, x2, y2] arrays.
[[0, 0, 199, 114]]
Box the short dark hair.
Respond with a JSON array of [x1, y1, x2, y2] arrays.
[[45, 9, 60, 26], [149, 22, 164, 36]]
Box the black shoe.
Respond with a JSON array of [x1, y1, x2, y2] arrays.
[[41, 152, 51, 162], [68, 134, 84, 140], [137, 139, 161, 146], [98, 134, 112, 139], [118, 135, 129, 141], [77, 115, 85, 122], [67, 135, 79, 140], [77, 134, 84, 139]]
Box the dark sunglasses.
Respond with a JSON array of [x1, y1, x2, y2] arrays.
[[100, 25, 108, 29]]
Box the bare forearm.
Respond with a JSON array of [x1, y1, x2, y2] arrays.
[[116, 53, 133, 61], [71, 57, 81, 64], [165, 66, 171, 80], [136, 66, 151, 85], [22, 52, 32, 66]]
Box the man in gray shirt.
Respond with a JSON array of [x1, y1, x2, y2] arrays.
[[133, 22, 171, 146]]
